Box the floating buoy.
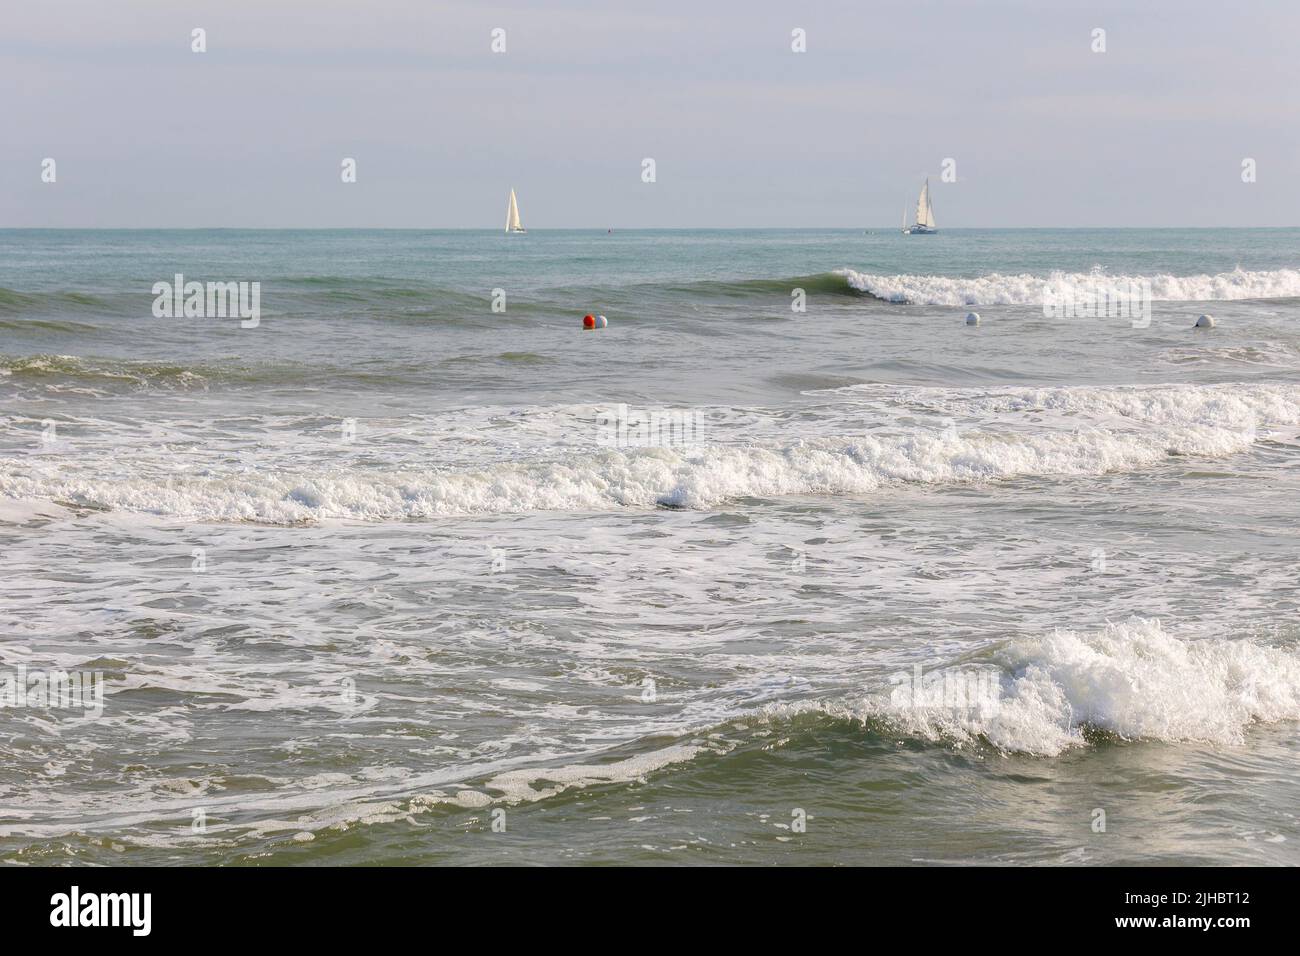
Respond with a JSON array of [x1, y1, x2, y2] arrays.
[[965, 312, 980, 326], [583, 314, 596, 329], [1194, 314, 1215, 328], [596, 314, 608, 328]]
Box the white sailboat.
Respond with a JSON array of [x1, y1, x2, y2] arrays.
[[902, 178, 937, 235], [505, 188, 526, 234]]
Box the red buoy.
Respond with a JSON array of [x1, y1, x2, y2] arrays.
[[583, 314, 596, 329]]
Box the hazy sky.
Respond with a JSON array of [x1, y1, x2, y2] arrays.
[[3, 0, 1298, 228]]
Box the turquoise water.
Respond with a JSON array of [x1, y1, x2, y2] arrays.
[[2, 229, 1299, 865]]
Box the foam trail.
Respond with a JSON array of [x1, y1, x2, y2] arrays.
[[820, 382, 1300, 428], [836, 266, 1300, 305]]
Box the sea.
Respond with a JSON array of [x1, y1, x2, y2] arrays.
[[1, 228, 1298, 865]]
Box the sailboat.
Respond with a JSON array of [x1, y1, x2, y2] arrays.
[[902, 178, 937, 235], [505, 188, 526, 234]]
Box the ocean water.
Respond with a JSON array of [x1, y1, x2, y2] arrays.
[[2, 228, 1299, 866]]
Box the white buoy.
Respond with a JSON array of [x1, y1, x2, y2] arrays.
[[596, 314, 608, 328], [965, 312, 980, 326], [1195, 314, 1215, 328]]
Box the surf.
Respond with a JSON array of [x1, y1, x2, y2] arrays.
[[836, 618, 1300, 756], [836, 266, 1300, 305], [4, 383, 1296, 523]]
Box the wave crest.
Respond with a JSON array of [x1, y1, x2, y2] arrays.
[[838, 618, 1300, 755], [836, 266, 1300, 305]]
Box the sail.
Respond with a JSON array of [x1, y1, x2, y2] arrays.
[[506, 189, 523, 232], [915, 179, 935, 229]]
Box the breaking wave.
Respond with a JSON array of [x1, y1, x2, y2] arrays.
[[835, 266, 1300, 305], [3, 383, 1296, 523], [799, 618, 1300, 756]]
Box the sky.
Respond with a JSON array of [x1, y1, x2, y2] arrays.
[[2, 0, 1298, 228]]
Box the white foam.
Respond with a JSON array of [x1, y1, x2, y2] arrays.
[[848, 619, 1300, 755], [482, 743, 714, 804], [2, 383, 1296, 522], [836, 266, 1300, 305], [0, 498, 71, 525], [836, 381, 1300, 430]]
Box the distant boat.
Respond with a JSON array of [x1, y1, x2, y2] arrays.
[[505, 188, 526, 234], [902, 178, 937, 235]]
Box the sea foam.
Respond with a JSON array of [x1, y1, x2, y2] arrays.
[[2, 383, 1296, 523], [836, 266, 1300, 305], [846, 618, 1300, 756]]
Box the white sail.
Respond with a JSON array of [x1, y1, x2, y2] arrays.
[[915, 179, 935, 229], [904, 178, 937, 233], [505, 189, 524, 233]]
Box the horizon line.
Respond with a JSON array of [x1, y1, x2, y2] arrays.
[[4, 225, 1300, 232]]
